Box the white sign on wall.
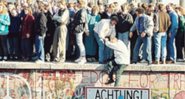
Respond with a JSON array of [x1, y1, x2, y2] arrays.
[[86, 87, 150, 99]]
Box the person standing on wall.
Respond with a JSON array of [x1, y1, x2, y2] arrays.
[[0, 2, 10, 61], [153, 4, 171, 64], [73, 0, 89, 64], [34, 2, 47, 63], [52, 0, 69, 63], [130, 7, 154, 65], [166, 4, 179, 64], [175, 7, 185, 62], [21, 7, 35, 61], [93, 16, 118, 64], [84, 6, 101, 62]]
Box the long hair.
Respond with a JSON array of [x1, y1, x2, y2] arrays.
[[0, 3, 8, 14]]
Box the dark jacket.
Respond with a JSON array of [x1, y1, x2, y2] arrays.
[[116, 12, 133, 33], [21, 14, 35, 39], [73, 8, 87, 33], [34, 11, 47, 36], [45, 11, 55, 38], [9, 14, 21, 37]]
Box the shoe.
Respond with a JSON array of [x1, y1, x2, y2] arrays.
[[105, 79, 114, 85], [3, 56, 8, 61], [75, 58, 81, 63], [161, 60, 166, 64], [78, 58, 87, 64], [167, 60, 175, 64], [91, 58, 97, 62], [153, 61, 160, 65], [140, 59, 147, 63], [131, 61, 137, 64], [35, 60, 44, 64], [177, 59, 184, 62]]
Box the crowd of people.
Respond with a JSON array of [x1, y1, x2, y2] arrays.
[[0, 0, 184, 65]]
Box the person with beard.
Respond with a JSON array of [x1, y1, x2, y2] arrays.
[[52, 0, 69, 63]]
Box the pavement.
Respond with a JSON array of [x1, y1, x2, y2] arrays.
[[0, 61, 184, 72]]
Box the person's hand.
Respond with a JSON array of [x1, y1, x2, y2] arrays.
[[26, 33, 30, 38], [169, 32, 171, 38], [141, 32, 146, 38], [129, 32, 133, 38], [84, 30, 90, 36]]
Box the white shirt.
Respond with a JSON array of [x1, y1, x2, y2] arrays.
[[105, 40, 130, 65], [94, 19, 116, 39]]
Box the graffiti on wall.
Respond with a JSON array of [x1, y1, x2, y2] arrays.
[[0, 70, 184, 99]]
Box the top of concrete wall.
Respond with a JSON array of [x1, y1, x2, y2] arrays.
[[0, 62, 185, 72]]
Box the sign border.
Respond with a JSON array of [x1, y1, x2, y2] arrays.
[[85, 87, 150, 99]]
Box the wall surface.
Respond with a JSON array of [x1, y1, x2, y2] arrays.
[[0, 62, 184, 99]]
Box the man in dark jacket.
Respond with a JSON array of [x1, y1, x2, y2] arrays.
[[116, 3, 133, 62], [34, 3, 47, 63]]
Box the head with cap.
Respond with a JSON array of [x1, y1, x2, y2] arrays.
[[110, 15, 118, 26]]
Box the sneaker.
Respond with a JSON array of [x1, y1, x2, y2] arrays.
[[3, 56, 8, 61], [177, 59, 184, 62], [75, 58, 82, 63], [153, 61, 160, 65], [35, 60, 44, 64], [167, 60, 175, 64], [78, 58, 87, 64], [0, 56, 3, 60], [140, 59, 147, 63]]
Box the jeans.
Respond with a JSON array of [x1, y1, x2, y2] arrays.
[[132, 35, 152, 63], [105, 61, 126, 87], [176, 31, 184, 59], [21, 38, 32, 59], [35, 35, 45, 61], [75, 32, 85, 58], [9, 37, 19, 56], [167, 29, 177, 61], [118, 32, 130, 62], [154, 32, 167, 61], [0, 35, 9, 57]]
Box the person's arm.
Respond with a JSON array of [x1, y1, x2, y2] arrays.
[[54, 9, 69, 25], [169, 13, 178, 33], [0, 14, 10, 26], [105, 39, 122, 52], [130, 17, 137, 32]]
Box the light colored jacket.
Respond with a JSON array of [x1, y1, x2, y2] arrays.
[[0, 14, 10, 35], [94, 19, 116, 39], [130, 14, 154, 37], [53, 9, 69, 25], [105, 40, 130, 65]]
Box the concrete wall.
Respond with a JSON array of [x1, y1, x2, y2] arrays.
[[0, 62, 184, 99]]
